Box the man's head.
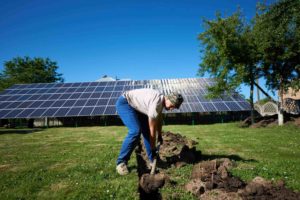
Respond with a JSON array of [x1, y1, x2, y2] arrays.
[[165, 92, 184, 110]]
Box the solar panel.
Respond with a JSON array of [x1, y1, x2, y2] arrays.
[[0, 78, 251, 119]]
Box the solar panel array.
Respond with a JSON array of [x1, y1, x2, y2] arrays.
[[0, 78, 251, 119]]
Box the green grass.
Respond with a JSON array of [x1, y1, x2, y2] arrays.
[[0, 123, 299, 199]]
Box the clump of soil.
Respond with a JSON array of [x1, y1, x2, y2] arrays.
[[240, 177, 300, 200], [186, 158, 245, 197], [158, 131, 200, 168], [139, 173, 166, 194], [185, 159, 300, 200]]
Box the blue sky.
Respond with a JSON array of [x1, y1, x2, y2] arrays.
[[0, 0, 277, 100]]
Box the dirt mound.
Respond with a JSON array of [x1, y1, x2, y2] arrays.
[[158, 131, 200, 167], [185, 159, 300, 200], [290, 117, 300, 127], [240, 115, 300, 128], [240, 177, 300, 200], [186, 159, 245, 197], [139, 131, 200, 169]]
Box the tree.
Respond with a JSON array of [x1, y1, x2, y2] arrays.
[[198, 10, 260, 124], [254, 0, 300, 125], [0, 56, 64, 91]]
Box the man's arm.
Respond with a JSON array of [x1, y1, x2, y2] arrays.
[[157, 114, 163, 144], [148, 118, 157, 149]]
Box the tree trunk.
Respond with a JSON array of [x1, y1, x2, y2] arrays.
[[250, 71, 255, 125], [256, 78, 260, 102], [278, 79, 284, 126]]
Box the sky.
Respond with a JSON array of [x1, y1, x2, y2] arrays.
[[0, 0, 277, 100]]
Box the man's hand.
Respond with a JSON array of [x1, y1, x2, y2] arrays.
[[158, 134, 163, 145], [151, 148, 158, 158]]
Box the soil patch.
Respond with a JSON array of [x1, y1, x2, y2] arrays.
[[135, 131, 300, 199], [186, 159, 300, 200], [136, 131, 200, 199], [240, 115, 300, 128]]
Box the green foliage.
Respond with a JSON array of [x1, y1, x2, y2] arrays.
[[198, 0, 300, 101], [0, 56, 64, 91], [198, 10, 259, 97], [254, 0, 300, 93], [256, 97, 273, 105]]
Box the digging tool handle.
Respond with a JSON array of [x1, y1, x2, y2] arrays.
[[150, 158, 157, 175], [150, 142, 161, 175]]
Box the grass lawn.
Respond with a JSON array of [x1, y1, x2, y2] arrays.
[[0, 123, 299, 199]]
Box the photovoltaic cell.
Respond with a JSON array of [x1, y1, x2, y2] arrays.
[[90, 93, 102, 98], [213, 102, 230, 111], [0, 78, 250, 118], [97, 99, 108, 106], [18, 101, 33, 108], [101, 92, 111, 98], [40, 101, 54, 108], [52, 100, 66, 107], [55, 108, 70, 117], [60, 94, 71, 100], [29, 101, 44, 108], [5, 109, 24, 118], [69, 93, 81, 99], [92, 107, 105, 115], [6, 102, 20, 109], [42, 108, 59, 117], [79, 93, 92, 99], [95, 87, 105, 92], [225, 102, 242, 111], [86, 99, 98, 106], [18, 109, 35, 118], [0, 109, 10, 118], [63, 100, 76, 107], [104, 106, 116, 115], [78, 107, 94, 116], [74, 100, 86, 107], [30, 109, 46, 117], [28, 94, 41, 100], [202, 103, 217, 112], [67, 107, 82, 116]]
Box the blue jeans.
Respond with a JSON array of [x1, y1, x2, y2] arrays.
[[116, 96, 154, 165]]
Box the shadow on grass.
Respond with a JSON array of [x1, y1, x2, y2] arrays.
[[158, 150, 258, 170], [0, 128, 44, 135], [135, 142, 162, 200], [200, 152, 258, 163]]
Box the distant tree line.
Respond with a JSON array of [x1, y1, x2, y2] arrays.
[[0, 56, 64, 91], [198, 0, 300, 125]]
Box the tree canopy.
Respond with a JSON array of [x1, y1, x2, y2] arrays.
[[198, 10, 259, 98], [254, 0, 300, 94], [198, 0, 300, 125], [198, 10, 260, 123], [0, 56, 64, 91]]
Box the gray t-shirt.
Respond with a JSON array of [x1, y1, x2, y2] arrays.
[[123, 89, 164, 119]]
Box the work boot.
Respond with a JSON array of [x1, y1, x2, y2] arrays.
[[116, 162, 129, 175]]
